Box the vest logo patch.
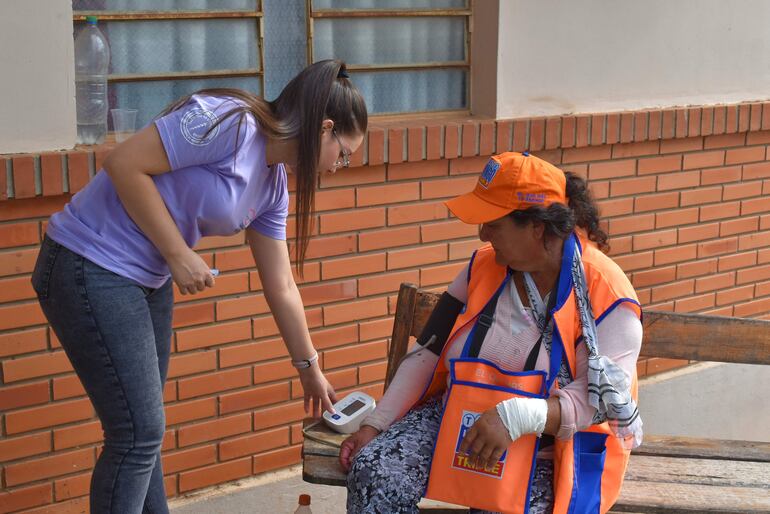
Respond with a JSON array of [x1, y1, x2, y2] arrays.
[[452, 410, 506, 478], [478, 159, 500, 189]]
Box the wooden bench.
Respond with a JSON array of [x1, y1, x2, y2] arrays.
[[303, 283, 770, 513]]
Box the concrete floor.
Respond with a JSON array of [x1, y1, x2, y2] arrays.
[[169, 465, 455, 513], [638, 361, 770, 442], [171, 362, 770, 513], [169, 465, 347, 514]]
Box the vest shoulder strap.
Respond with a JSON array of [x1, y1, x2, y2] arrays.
[[466, 282, 503, 358]]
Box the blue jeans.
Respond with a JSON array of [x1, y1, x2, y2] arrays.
[[32, 235, 173, 514]]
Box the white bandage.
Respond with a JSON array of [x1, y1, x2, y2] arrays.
[[495, 397, 548, 442]]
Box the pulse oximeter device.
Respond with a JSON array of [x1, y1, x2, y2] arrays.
[[322, 391, 376, 434]]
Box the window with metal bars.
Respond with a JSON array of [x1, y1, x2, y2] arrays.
[[72, 0, 469, 129]]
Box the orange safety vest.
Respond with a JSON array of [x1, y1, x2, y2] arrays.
[[421, 233, 641, 514]]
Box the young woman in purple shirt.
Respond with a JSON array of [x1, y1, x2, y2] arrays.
[[31, 59, 367, 514]]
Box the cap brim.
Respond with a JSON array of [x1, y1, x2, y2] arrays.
[[445, 190, 513, 224]]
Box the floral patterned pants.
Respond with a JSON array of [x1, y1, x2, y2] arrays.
[[346, 398, 554, 514]]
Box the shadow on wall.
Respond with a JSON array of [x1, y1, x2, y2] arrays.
[[638, 362, 770, 442]]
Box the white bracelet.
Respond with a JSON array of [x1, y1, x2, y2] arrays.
[[291, 352, 318, 369]]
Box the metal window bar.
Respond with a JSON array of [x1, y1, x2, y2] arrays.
[[307, 1, 472, 114], [72, 7, 265, 87]]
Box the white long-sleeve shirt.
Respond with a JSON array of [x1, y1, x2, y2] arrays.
[[362, 264, 643, 442]]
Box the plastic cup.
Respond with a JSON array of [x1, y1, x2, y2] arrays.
[[111, 108, 138, 143]]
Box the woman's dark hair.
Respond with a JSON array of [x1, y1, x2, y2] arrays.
[[160, 59, 368, 273], [509, 171, 609, 252]]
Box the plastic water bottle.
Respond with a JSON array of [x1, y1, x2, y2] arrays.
[[293, 493, 312, 513], [74, 16, 110, 145]]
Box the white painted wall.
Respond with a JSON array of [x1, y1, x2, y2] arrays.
[[0, 0, 75, 154], [496, 0, 770, 118]]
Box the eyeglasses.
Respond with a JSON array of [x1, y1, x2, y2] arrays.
[[332, 129, 351, 169]]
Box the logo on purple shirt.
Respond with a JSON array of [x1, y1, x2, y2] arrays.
[[181, 108, 219, 146]]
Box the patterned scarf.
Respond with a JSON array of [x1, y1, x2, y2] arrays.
[[522, 242, 643, 450]]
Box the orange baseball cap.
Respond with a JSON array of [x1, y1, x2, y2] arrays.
[[445, 151, 567, 224]]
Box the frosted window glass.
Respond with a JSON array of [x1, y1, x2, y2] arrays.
[[73, 0, 257, 11], [74, 19, 259, 75], [313, 0, 465, 9], [314, 17, 464, 65], [351, 69, 466, 114]]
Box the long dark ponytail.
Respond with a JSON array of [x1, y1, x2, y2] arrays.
[[270, 60, 367, 272], [159, 59, 368, 272]]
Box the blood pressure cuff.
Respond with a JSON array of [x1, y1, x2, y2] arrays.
[[417, 292, 465, 356]]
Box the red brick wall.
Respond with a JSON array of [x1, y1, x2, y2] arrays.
[[2, 102, 770, 512]]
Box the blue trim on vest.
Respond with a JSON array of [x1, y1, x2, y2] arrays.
[[546, 233, 578, 391], [467, 249, 478, 284], [567, 432, 608, 514], [574, 297, 642, 347], [555, 233, 578, 311], [450, 380, 547, 398], [449, 358, 548, 397], [451, 357, 548, 381], [595, 298, 641, 325]]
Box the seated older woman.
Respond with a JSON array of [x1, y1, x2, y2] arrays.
[[340, 152, 644, 514]]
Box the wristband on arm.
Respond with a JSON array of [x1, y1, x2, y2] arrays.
[[291, 352, 318, 369]]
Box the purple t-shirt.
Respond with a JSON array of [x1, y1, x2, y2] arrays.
[[47, 94, 289, 288]]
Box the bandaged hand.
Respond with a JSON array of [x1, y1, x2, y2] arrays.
[[457, 408, 514, 471], [495, 397, 548, 442]]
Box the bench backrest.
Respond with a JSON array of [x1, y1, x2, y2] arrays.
[[384, 283, 770, 388]]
